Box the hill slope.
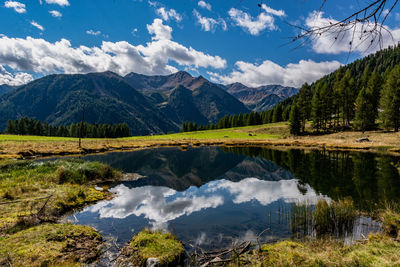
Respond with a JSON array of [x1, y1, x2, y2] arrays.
[[124, 71, 249, 124], [0, 84, 15, 97], [0, 72, 179, 135], [266, 44, 400, 128], [223, 82, 298, 111]]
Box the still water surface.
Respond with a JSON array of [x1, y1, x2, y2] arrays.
[[67, 147, 399, 250]]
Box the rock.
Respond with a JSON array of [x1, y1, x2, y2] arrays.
[[147, 258, 160, 267], [356, 137, 370, 143]]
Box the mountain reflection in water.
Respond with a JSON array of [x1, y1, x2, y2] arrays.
[[68, 146, 400, 249]]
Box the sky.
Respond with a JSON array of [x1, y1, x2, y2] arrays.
[[1, 0, 400, 88]]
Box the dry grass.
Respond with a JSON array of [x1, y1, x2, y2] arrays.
[[1, 122, 400, 159], [0, 160, 121, 233], [0, 223, 103, 266], [240, 234, 400, 267]]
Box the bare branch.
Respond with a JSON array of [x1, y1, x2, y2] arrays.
[[282, 0, 399, 53]]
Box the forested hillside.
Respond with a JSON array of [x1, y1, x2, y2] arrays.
[[0, 72, 179, 135], [269, 45, 400, 134], [183, 45, 400, 133]]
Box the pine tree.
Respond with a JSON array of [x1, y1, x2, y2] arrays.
[[339, 70, 356, 127], [366, 70, 383, 119], [311, 84, 323, 131], [354, 87, 375, 132], [380, 64, 400, 131], [297, 83, 312, 132], [272, 104, 283, 122], [289, 104, 301, 135], [5, 120, 16, 134], [320, 82, 333, 130]]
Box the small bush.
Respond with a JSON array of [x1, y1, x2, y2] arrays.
[[55, 160, 120, 184], [2, 190, 15, 200]]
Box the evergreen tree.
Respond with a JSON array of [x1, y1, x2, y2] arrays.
[[289, 104, 301, 135], [366, 70, 383, 119], [339, 69, 356, 126], [311, 84, 323, 131], [5, 120, 16, 134], [297, 83, 312, 132], [354, 87, 375, 132], [320, 82, 334, 130], [272, 104, 283, 122], [380, 64, 400, 131]]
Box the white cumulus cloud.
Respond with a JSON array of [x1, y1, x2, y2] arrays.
[[49, 10, 62, 17], [262, 4, 285, 17], [4, 1, 26, 13], [305, 11, 400, 55], [0, 65, 33, 86], [208, 59, 341, 88], [0, 19, 226, 84], [228, 8, 275, 35], [45, 0, 69, 6], [198, 0, 211, 11], [228, 4, 285, 35], [30, 21, 44, 31], [193, 9, 227, 32], [146, 18, 172, 40], [86, 29, 101, 36], [155, 7, 182, 22]]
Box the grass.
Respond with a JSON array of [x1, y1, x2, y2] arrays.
[[0, 160, 121, 265], [291, 198, 357, 238], [118, 229, 184, 266], [0, 135, 78, 142], [125, 122, 287, 140], [241, 234, 400, 267], [0, 159, 121, 233], [0, 223, 103, 266], [2, 121, 400, 160], [239, 204, 400, 266]]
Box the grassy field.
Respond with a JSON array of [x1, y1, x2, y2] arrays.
[[1, 121, 400, 159], [0, 159, 121, 265], [0, 159, 120, 232]]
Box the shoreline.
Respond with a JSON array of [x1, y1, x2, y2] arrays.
[[1, 132, 400, 160]]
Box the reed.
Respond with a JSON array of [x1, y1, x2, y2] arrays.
[[291, 198, 357, 238]]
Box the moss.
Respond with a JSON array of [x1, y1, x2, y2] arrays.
[[242, 233, 400, 266], [119, 229, 184, 266], [381, 209, 400, 238], [0, 223, 103, 266], [0, 159, 120, 233]]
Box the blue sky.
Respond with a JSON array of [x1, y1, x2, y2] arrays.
[[1, 0, 400, 88]]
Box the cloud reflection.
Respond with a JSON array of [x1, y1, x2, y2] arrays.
[[207, 178, 320, 205], [86, 178, 322, 228], [87, 184, 223, 228]]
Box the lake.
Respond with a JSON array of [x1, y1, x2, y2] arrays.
[[66, 146, 399, 251]]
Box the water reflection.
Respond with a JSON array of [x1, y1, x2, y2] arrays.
[[72, 177, 321, 248], [222, 147, 400, 210], [69, 146, 400, 249]]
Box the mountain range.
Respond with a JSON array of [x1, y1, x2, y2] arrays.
[[0, 71, 297, 135], [223, 83, 298, 111]]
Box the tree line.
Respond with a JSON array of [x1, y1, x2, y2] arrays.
[[223, 147, 400, 211], [289, 61, 400, 134], [285, 44, 400, 134], [180, 98, 293, 132], [181, 44, 400, 135], [4, 117, 131, 138]]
